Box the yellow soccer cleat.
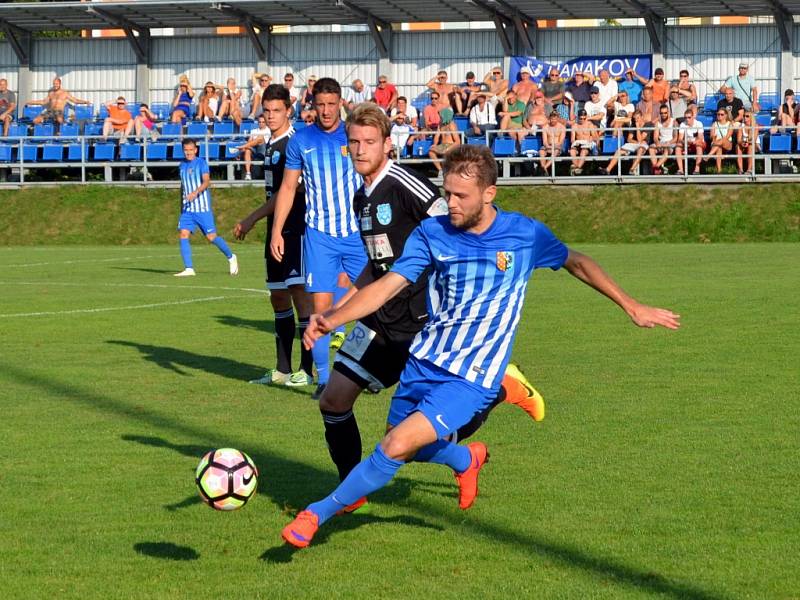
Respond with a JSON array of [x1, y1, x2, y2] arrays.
[[502, 363, 545, 422]]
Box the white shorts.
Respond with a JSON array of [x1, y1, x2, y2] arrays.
[[622, 142, 648, 152]]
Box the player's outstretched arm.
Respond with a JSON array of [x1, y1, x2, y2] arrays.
[[304, 272, 409, 349], [234, 198, 274, 240], [269, 168, 301, 262], [563, 249, 681, 330]]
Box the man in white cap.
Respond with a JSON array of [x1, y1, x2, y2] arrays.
[[512, 66, 538, 105], [721, 62, 759, 111]]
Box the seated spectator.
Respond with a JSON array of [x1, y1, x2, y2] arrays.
[[197, 81, 222, 122], [170, 76, 195, 124], [101, 96, 134, 143], [373, 75, 398, 113], [538, 110, 566, 173], [426, 70, 462, 115], [674, 109, 705, 175], [513, 66, 538, 106], [539, 67, 564, 115], [428, 110, 460, 173], [608, 90, 635, 136], [27, 77, 90, 127], [300, 108, 317, 125], [619, 69, 644, 104], [586, 69, 618, 110], [721, 62, 759, 111], [717, 87, 745, 125], [675, 69, 698, 112], [565, 71, 592, 113], [390, 96, 418, 128], [636, 86, 660, 127], [648, 104, 678, 174], [300, 75, 317, 111], [706, 108, 736, 173], [0, 78, 17, 137], [480, 66, 509, 108], [460, 71, 482, 111], [468, 93, 495, 137], [584, 87, 607, 129], [231, 114, 269, 181], [219, 78, 244, 126], [281, 73, 300, 115], [134, 103, 158, 141], [568, 109, 600, 175], [523, 91, 548, 132], [249, 73, 272, 119], [666, 86, 688, 122], [498, 89, 527, 143], [600, 109, 649, 175], [773, 89, 797, 134], [344, 79, 372, 112], [736, 112, 760, 175], [422, 93, 442, 131], [635, 67, 669, 103], [390, 112, 414, 155]]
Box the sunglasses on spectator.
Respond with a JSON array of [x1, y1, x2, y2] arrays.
[[492, 71, 501, 75], [431, 95, 440, 100], [660, 111, 669, 115], [259, 78, 269, 82], [284, 77, 293, 81], [117, 102, 126, 105], [717, 112, 726, 116]]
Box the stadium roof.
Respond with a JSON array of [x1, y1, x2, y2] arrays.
[[0, 0, 797, 32]]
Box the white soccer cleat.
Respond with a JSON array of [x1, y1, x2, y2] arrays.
[[249, 369, 290, 385], [229, 254, 239, 276], [174, 268, 196, 277]]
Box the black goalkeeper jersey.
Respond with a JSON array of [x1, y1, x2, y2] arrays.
[[264, 128, 305, 255], [354, 160, 447, 341]]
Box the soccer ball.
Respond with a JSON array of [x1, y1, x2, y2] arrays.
[[195, 448, 258, 511]]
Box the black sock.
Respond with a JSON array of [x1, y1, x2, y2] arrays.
[[274, 308, 295, 374], [297, 317, 313, 376], [455, 391, 504, 442], [320, 409, 362, 481]]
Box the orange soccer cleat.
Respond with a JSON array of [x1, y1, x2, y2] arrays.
[[502, 363, 545, 422], [336, 496, 368, 515], [281, 510, 320, 548], [454, 442, 489, 510]]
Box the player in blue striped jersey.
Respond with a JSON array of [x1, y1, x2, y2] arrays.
[[174, 138, 238, 277], [270, 78, 367, 398], [282, 143, 681, 547]]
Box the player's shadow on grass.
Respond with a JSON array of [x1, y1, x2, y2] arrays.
[[214, 314, 274, 333], [133, 541, 199, 561], [112, 267, 177, 275], [9, 362, 727, 600]]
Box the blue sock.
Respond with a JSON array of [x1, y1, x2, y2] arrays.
[[312, 333, 330, 385], [333, 285, 349, 334], [179, 238, 193, 268], [412, 439, 471, 473], [307, 445, 404, 525], [211, 236, 233, 259]]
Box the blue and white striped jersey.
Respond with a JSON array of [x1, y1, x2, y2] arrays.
[[284, 122, 361, 237], [179, 157, 211, 213], [391, 208, 569, 390]]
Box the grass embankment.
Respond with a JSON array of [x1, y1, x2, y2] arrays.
[[1, 184, 798, 245]]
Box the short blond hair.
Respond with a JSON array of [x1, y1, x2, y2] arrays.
[[346, 103, 391, 139]]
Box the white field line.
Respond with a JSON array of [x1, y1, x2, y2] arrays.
[[0, 281, 268, 294], [0, 254, 176, 268], [0, 295, 257, 319]]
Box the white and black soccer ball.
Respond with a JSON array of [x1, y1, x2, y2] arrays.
[[195, 448, 258, 511]]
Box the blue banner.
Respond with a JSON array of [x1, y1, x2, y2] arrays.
[[509, 54, 652, 84]]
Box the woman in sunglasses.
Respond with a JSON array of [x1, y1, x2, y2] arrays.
[[735, 112, 760, 175], [706, 109, 735, 173], [170, 75, 195, 124], [197, 81, 222, 123]]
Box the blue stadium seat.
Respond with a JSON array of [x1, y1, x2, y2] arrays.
[[702, 94, 722, 114], [239, 120, 255, 136], [467, 136, 488, 146], [22, 105, 43, 121], [93, 142, 116, 161], [8, 123, 28, 138], [213, 121, 235, 137], [33, 124, 55, 139], [0, 144, 13, 162], [67, 143, 88, 162], [492, 137, 517, 157], [73, 104, 95, 121], [119, 143, 142, 161], [187, 121, 209, 137], [160, 122, 182, 140], [767, 134, 792, 153], [602, 135, 621, 155], [520, 136, 541, 155], [172, 143, 185, 160], [696, 114, 714, 128], [146, 142, 169, 161], [759, 93, 779, 112], [411, 139, 433, 157], [83, 122, 102, 138], [225, 140, 245, 158], [199, 142, 220, 160], [127, 103, 141, 120], [453, 116, 469, 132], [151, 102, 171, 121], [98, 104, 110, 120], [755, 113, 772, 127], [20, 144, 38, 162], [42, 143, 64, 162], [60, 124, 80, 140]]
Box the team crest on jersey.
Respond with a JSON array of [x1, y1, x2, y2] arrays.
[[376, 203, 392, 225], [271, 151, 281, 164], [340, 145, 349, 157], [496, 251, 514, 272]]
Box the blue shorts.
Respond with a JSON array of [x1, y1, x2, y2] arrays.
[[178, 211, 216, 235], [387, 356, 495, 440], [303, 226, 367, 293]]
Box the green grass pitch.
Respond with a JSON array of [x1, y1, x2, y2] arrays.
[[1, 243, 798, 599]]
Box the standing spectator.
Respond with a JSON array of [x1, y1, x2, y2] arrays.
[[513, 66, 538, 106], [373, 75, 398, 113], [736, 112, 760, 175], [27, 77, 90, 128], [674, 109, 705, 175], [426, 70, 461, 115], [0, 78, 16, 137], [666, 87, 688, 122], [538, 110, 566, 173], [584, 87, 607, 129], [497, 89, 527, 144], [600, 109, 649, 176], [468, 93, 495, 138], [587, 69, 618, 109], [675, 69, 698, 112], [774, 89, 798, 134], [344, 79, 372, 112], [523, 91, 548, 132], [231, 114, 270, 180], [170, 76, 195, 124], [648, 105, 678, 174], [301, 75, 317, 111], [282, 73, 300, 114], [722, 62, 759, 111], [101, 96, 134, 143], [568, 109, 600, 175], [635, 67, 669, 103], [481, 66, 509, 108], [565, 71, 592, 114], [197, 81, 222, 123], [219, 78, 244, 126], [249, 73, 272, 119], [636, 87, 660, 128], [460, 71, 482, 111], [539, 67, 564, 114], [390, 97, 418, 128], [717, 87, 745, 124], [134, 103, 159, 141], [619, 69, 644, 104], [706, 108, 735, 173], [390, 111, 414, 154]]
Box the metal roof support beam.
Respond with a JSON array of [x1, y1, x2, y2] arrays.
[[771, 6, 793, 51], [87, 7, 150, 64], [643, 13, 665, 55], [0, 20, 31, 66], [493, 15, 513, 56], [339, 1, 389, 30], [368, 17, 389, 59], [215, 4, 271, 61], [512, 15, 536, 55]]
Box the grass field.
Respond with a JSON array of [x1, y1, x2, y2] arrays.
[[1, 243, 798, 599]]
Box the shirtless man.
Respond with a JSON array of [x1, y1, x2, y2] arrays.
[[512, 67, 538, 106], [426, 70, 463, 115], [538, 110, 566, 173], [569, 108, 600, 175], [26, 77, 90, 127], [523, 91, 548, 132], [480, 66, 509, 108]]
